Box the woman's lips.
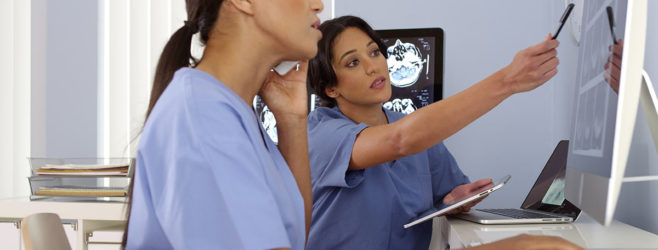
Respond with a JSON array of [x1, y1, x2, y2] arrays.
[[370, 77, 387, 89]]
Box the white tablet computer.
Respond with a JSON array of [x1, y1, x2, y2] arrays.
[[403, 175, 511, 228]]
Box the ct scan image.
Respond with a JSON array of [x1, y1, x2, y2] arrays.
[[381, 36, 435, 114]]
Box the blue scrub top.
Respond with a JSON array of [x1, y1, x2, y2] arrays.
[[126, 68, 305, 249], [306, 107, 470, 250]]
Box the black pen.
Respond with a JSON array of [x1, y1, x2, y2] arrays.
[[552, 3, 575, 40], [606, 6, 619, 44]]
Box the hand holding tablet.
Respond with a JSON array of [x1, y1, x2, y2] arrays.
[[403, 175, 511, 229]]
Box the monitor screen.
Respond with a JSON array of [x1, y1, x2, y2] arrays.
[[565, 0, 647, 226], [377, 28, 444, 114], [568, 1, 627, 178]]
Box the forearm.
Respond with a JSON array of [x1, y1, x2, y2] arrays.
[[396, 69, 513, 154], [351, 38, 558, 170], [275, 116, 312, 239]]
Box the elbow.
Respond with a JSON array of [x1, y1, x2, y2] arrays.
[[391, 125, 422, 157]]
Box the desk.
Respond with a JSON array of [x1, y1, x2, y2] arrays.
[[0, 197, 127, 250], [429, 212, 658, 249]]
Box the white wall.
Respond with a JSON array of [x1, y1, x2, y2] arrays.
[[1, 0, 32, 248], [1, 0, 32, 199], [335, 0, 658, 234]]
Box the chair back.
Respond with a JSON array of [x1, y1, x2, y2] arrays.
[[21, 213, 72, 250]]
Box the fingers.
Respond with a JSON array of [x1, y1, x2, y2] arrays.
[[610, 43, 623, 58], [604, 40, 622, 94], [541, 68, 559, 83], [521, 38, 560, 86], [444, 179, 493, 204], [605, 59, 621, 82], [443, 192, 457, 204], [533, 48, 558, 68], [609, 52, 622, 69], [537, 56, 560, 80], [527, 38, 559, 56], [604, 66, 620, 93], [471, 178, 494, 190], [474, 178, 493, 186]]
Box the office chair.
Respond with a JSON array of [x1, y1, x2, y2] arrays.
[[21, 213, 72, 250]]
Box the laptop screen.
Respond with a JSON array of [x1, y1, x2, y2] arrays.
[[520, 140, 581, 218]]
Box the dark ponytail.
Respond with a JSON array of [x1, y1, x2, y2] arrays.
[[146, 0, 222, 120], [122, 1, 223, 248], [145, 24, 197, 119]]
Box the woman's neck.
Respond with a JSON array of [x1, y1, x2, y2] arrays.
[[195, 17, 282, 107], [337, 102, 389, 126]]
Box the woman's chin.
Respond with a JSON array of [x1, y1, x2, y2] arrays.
[[303, 46, 319, 59]]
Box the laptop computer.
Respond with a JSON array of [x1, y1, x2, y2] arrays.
[[454, 140, 581, 224]]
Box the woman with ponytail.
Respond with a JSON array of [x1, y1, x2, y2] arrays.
[[123, 0, 323, 249]]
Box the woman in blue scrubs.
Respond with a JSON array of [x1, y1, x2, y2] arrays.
[[123, 0, 323, 249], [305, 16, 578, 250]]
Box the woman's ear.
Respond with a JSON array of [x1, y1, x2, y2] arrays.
[[226, 0, 255, 15], [325, 86, 339, 98]]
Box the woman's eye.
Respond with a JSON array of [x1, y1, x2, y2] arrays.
[[347, 59, 359, 67], [370, 49, 380, 57]]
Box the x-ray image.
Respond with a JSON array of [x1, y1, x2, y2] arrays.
[[383, 98, 418, 115], [252, 95, 278, 144], [387, 39, 427, 88], [381, 36, 436, 114]]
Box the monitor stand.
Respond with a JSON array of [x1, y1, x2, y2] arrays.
[[623, 69, 658, 183]]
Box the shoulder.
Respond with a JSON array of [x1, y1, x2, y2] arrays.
[[152, 68, 240, 111], [308, 107, 355, 129], [144, 68, 253, 145], [308, 107, 344, 122]]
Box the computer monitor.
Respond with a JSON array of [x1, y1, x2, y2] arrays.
[[564, 0, 648, 226]]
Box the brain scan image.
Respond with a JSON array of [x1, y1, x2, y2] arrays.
[[383, 98, 418, 115], [387, 39, 426, 88], [379, 34, 437, 115], [252, 96, 278, 144]]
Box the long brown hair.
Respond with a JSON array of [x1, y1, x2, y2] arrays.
[[122, 0, 223, 247]]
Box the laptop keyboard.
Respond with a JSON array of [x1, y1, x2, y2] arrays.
[[478, 208, 560, 219]]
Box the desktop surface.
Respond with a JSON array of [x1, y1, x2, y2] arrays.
[[435, 212, 658, 249]]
